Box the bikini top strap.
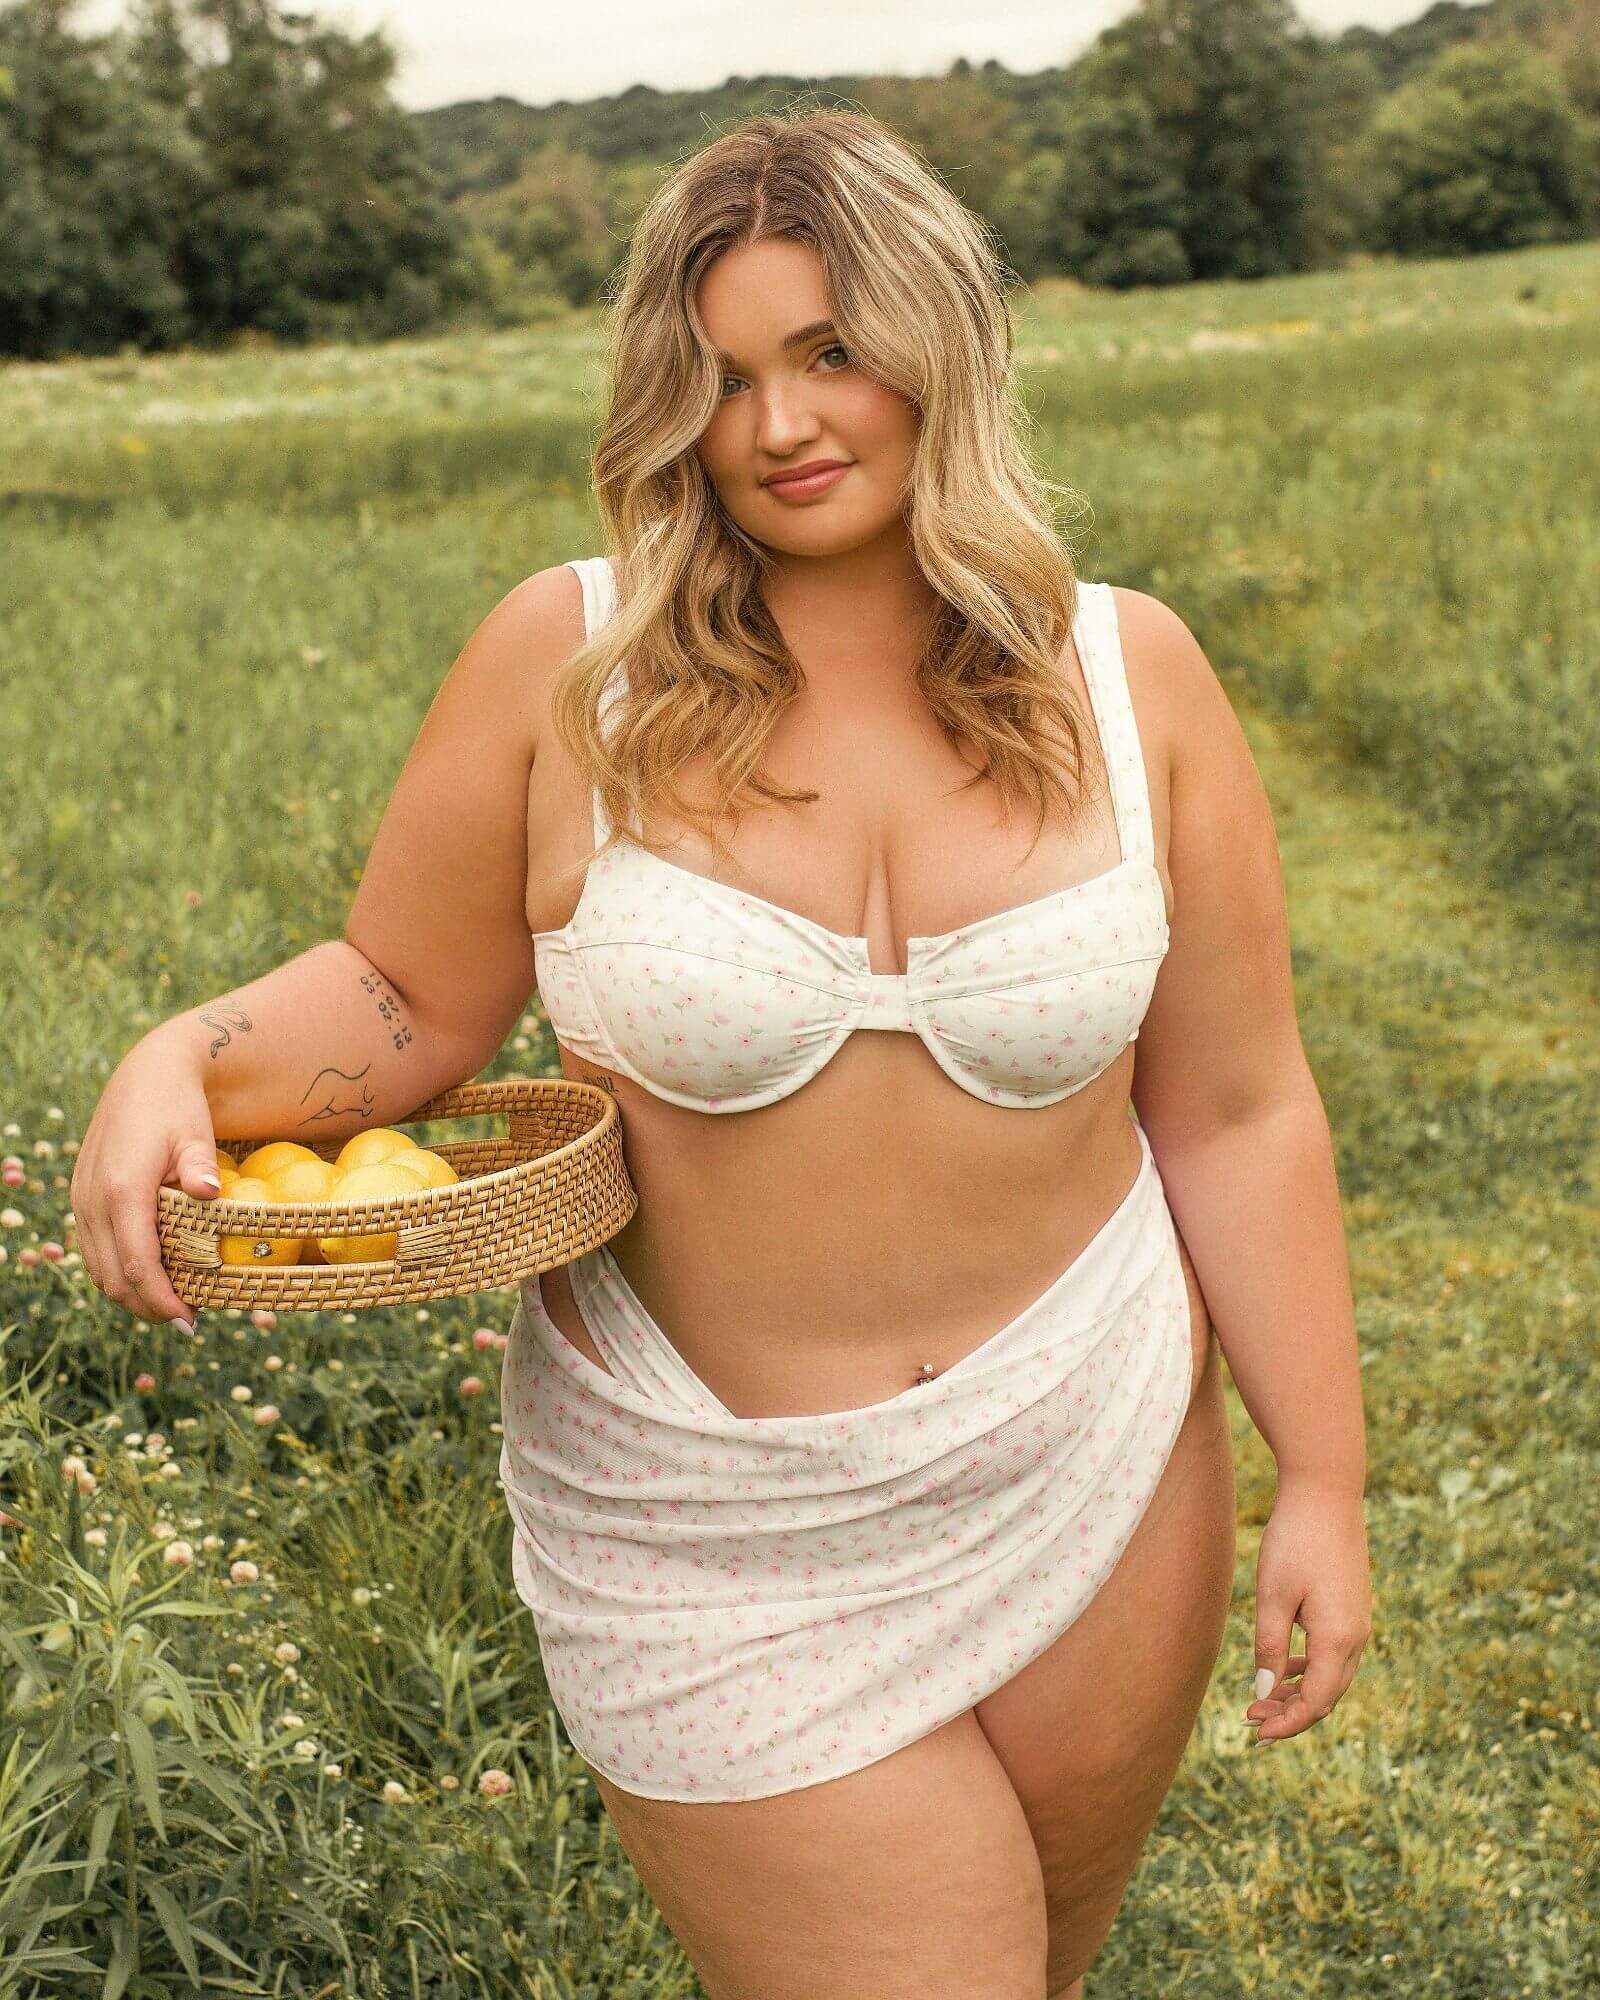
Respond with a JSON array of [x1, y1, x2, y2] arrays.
[[566, 555, 627, 846], [1069, 580, 1155, 868]]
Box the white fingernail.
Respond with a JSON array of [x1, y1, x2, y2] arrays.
[[1255, 1668, 1276, 1701]]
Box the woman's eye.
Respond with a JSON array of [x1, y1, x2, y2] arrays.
[[719, 344, 850, 397]]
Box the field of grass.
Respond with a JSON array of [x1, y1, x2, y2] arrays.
[[2, 240, 1596, 1994]]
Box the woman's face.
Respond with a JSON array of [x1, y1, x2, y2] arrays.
[[694, 237, 920, 558]]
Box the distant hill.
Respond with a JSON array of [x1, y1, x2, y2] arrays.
[[410, 3, 1518, 202]]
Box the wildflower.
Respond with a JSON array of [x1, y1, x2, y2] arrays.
[[250, 1309, 276, 1331], [278, 1713, 305, 1731], [252, 1405, 280, 1426], [352, 1587, 374, 1607], [477, 1768, 514, 1799], [164, 1540, 194, 1567], [322, 1762, 343, 1779], [275, 1641, 301, 1664], [134, 1373, 156, 1392], [158, 1463, 182, 1480], [293, 1738, 321, 1760], [41, 1241, 64, 1262], [473, 1327, 498, 1350], [382, 1780, 410, 1803], [1, 1208, 24, 1226], [230, 1385, 252, 1404], [85, 1527, 107, 1548], [264, 1354, 283, 1371], [458, 1376, 485, 1397], [440, 1773, 461, 1792], [231, 1560, 260, 1584], [201, 1535, 222, 1550]]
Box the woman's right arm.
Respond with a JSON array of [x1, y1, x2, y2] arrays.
[[71, 563, 585, 1331]]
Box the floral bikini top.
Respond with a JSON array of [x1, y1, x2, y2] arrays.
[[532, 556, 1170, 1113]]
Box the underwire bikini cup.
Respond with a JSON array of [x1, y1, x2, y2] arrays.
[[532, 557, 1170, 1112]]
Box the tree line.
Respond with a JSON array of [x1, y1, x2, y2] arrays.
[[1, 0, 1596, 360]]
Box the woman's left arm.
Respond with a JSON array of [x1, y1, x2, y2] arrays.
[[1115, 588, 1372, 1748]]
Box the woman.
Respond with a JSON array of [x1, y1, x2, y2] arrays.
[[78, 108, 1370, 2000]]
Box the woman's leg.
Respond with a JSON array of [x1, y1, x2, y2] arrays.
[[970, 1251, 1236, 1997]]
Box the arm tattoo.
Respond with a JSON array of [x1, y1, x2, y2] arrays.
[[199, 1002, 252, 1061], [359, 967, 415, 1054], [298, 1063, 378, 1127]]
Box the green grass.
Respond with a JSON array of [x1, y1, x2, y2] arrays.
[[2, 241, 1596, 1994]]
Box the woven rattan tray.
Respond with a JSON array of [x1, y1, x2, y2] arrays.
[[154, 1076, 635, 1312]]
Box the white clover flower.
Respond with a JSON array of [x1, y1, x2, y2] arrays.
[[274, 1641, 301, 1664], [230, 1560, 260, 1584], [230, 1385, 252, 1404], [381, 1780, 409, 1803], [164, 1540, 195, 1567]]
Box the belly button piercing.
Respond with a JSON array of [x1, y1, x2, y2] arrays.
[[914, 1362, 940, 1385]]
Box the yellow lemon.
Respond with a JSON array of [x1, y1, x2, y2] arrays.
[[315, 1160, 425, 1263], [219, 1177, 308, 1267], [213, 1147, 239, 1172], [263, 1156, 342, 1204], [236, 1141, 323, 1181], [387, 1148, 459, 1191], [333, 1128, 421, 1174]]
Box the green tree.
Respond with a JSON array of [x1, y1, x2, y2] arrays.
[[455, 141, 617, 310], [1041, 93, 1191, 289], [1358, 39, 1595, 257], [0, 0, 468, 357], [1070, 0, 1323, 281], [0, 0, 203, 355]]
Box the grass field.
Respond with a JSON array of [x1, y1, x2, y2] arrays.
[[2, 240, 1596, 1994]]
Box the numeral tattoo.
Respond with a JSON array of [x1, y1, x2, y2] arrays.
[[359, 967, 415, 1054]]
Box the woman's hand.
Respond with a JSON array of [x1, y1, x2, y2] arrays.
[[70, 1038, 225, 1331], [1245, 1476, 1372, 1746]]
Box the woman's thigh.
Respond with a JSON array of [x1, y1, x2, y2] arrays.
[[970, 1247, 1237, 1992], [585, 1708, 1050, 2000]]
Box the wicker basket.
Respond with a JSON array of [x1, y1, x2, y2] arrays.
[[154, 1076, 635, 1313]]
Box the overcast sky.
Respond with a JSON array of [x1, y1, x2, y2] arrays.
[[77, 0, 1456, 113]]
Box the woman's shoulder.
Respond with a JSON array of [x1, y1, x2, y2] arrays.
[[1104, 584, 1240, 774]]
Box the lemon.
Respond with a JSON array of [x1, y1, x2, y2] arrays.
[[387, 1148, 459, 1191], [315, 1160, 426, 1263], [334, 1128, 421, 1174], [236, 1141, 323, 1181], [219, 1176, 308, 1267], [263, 1156, 342, 1204], [213, 1147, 239, 1172]]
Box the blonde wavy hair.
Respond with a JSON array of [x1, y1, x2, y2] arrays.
[[549, 102, 1097, 875]]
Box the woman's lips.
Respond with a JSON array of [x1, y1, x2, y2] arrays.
[[763, 463, 851, 501]]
